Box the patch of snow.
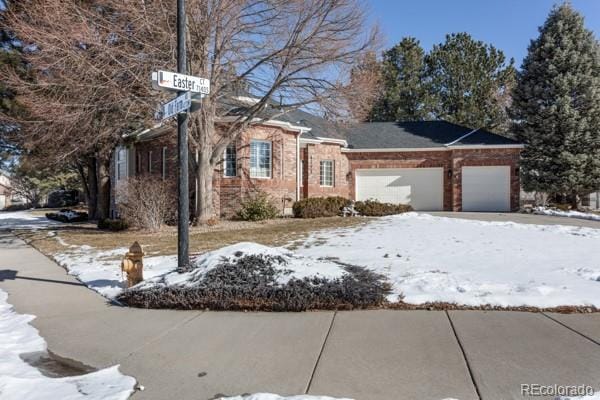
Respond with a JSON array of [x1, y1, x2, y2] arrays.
[[560, 392, 600, 400], [135, 242, 346, 290], [534, 207, 600, 221], [0, 210, 60, 230], [53, 244, 176, 299], [0, 288, 135, 399], [296, 213, 600, 308]]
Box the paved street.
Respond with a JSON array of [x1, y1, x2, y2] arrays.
[[1, 231, 600, 400]]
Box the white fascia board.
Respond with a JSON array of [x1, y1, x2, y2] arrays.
[[315, 137, 348, 147], [299, 138, 322, 144], [216, 116, 311, 133], [341, 147, 449, 153], [448, 144, 525, 149], [342, 144, 524, 153]]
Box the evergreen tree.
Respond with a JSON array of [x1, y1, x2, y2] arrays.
[[369, 37, 430, 121], [512, 3, 600, 206], [426, 32, 515, 132]]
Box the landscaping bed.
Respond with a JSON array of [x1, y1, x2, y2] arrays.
[[117, 244, 390, 311]]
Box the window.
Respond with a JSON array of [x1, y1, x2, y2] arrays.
[[320, 160, 334, 187], [148, 151, 152, 173], [162, 147, 167, 179], [223, 144, 237, 177], [300, 160, 305, 187], [116, 147, 127, 181], [250, 140, 271, 178]]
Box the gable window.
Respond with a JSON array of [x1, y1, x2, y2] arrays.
[[320, 160, 334, 187], [250, 140, 271, 178], [162, 147, 167, 179], [223, 144, 237, 177], [116, 147, 127, 181]]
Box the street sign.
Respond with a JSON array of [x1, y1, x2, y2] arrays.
[[158, 92, 191, 121], [152, 70, 210, 95]]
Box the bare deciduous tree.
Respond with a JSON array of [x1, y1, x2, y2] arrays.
[[2, 0, 379, 223]]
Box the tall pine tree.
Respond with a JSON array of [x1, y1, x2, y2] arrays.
[[369, 37, 431, 121], [426, 33, 515, 132], [512, 3, 600, 206]]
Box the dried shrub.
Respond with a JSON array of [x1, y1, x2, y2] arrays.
[[236, 191, 279, 221], [292, 196, 351, 218], [354, 200, 413, 216], [117, 254, 391, 311], [116, 177, 175, 232], [97, 218, 129, 231]]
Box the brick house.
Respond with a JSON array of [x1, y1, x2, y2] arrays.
[[111, 105, 523, 218]]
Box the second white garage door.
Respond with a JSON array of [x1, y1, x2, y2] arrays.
[[462, 166, 511, 212], [355, 168, 444, 211]]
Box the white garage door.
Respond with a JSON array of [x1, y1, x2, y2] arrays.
[[462, 166, 510, 212], [355, 168, 443, 211]]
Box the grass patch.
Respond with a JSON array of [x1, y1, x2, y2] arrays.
[[17, 217, 366, 262]]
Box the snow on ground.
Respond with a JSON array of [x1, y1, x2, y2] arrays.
[[534, 207, 600, 221], [50, 213, 600, 308], [296, 213, 600, 308], [52, 242, 176, 299], [135, 242, 346, 291], [0, 210, 61, 230], [0, 288, 135, 400]]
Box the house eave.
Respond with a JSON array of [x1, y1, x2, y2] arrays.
[[341, 144, 524, 153]]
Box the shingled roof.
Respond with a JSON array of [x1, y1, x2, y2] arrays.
[[341, 121, 521, 149]]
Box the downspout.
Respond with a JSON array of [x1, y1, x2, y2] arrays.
[[296, 131, 302, 201]]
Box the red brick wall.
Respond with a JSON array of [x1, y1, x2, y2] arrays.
[[214, 125, 299, 217], [449, 148, 521, 211], [303, 142, 351, 198], [345, 148, 521, 211]]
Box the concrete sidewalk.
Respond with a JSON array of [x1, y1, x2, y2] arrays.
[[1, 232, 600, 400]]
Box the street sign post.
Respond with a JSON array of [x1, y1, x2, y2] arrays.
[[152, 70, 210, 95], [158, 92, 191, 121]]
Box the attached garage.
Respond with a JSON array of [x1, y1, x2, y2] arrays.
[[355, 168, 444, 211], [462, 166, 511, 212]]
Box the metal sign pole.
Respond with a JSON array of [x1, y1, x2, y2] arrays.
[[176, 0, 190, 272]]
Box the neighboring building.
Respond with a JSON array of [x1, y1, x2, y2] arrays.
[[583, 192, 600, 210], [111, 104, 523, 218], [0, 172, 26, 210]]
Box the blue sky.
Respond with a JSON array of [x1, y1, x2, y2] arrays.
[[367, 0, 600, 68]]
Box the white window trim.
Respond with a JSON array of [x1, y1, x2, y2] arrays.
[[320, 160, 334, 187], [250, 139, 272, 179], [162, 147, 167, 179], [223, 144, 237, 178]]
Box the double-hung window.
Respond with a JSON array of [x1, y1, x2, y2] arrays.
[[116, 147, 127, 181], [250, 140, 271, 178], [161, 147, 167, 179], [223, 144, 237, 177], [320, 160, 334, 187]]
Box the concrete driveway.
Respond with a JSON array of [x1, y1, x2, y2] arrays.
[[1, 232, 600, 400], [428, 211, 600, 229]]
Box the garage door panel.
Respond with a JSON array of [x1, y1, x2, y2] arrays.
[[355, 168, 443, 211], [462, 166, 510, 212]]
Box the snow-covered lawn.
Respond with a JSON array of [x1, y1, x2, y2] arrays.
[[297, 213, 600, 308], [0, 210, 61, 230], [534, 207, 600, 221], [49, 213, 600, 309], [0, 288, 135, 399]]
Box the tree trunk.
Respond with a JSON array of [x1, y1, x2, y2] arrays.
[[569, 191, 579, 210], [75, 161, 90, 206], [87, 158, 98, 219], [196, 148, 215, 224], [96, 158, 111, 220]]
